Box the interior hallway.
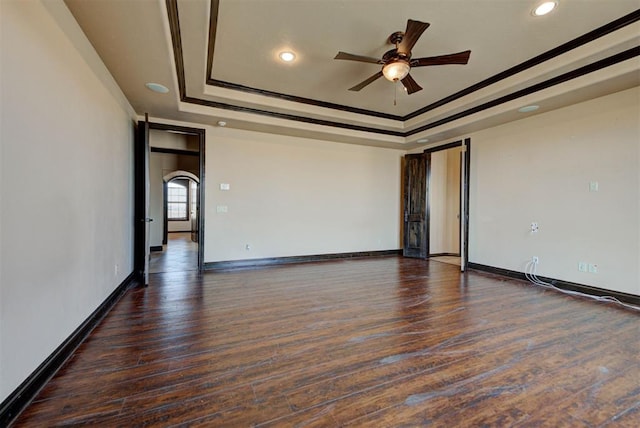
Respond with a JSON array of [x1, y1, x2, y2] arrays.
[[149, 232, 198, 273]]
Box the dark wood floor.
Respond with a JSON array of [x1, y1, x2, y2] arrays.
[[14, 257, 639, 427]]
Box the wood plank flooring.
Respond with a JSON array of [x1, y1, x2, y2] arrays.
[[13, 257, 639, 427], [149, 232, 198, 274]]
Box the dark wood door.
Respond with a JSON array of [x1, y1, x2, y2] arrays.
[[190, 180, 198, 242], [403, 153, 428, 258], [134, 115, 151, 285]]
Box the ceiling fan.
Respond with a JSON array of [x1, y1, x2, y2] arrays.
[[334, 19, 471, 95]]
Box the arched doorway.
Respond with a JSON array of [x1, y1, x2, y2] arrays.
[[149, 170, 200, 273]]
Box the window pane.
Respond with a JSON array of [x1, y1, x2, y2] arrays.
[[167, 181, 188, 219], [168, 186, 187, 203], [168, 202, 187, 219]]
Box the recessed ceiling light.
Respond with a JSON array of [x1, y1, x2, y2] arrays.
[[532, 1, 558, 16], [279, 51, 296, 62], [145, 82, 169, 93], [417, 138, 429, 143], [518, 105, 540, 113]]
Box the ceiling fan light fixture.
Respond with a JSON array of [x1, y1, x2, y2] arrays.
[[532, 1, 558, 16], [382, 60, 410, 82]]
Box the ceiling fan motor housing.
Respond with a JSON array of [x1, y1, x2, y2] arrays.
[[334, 19, 470, 94], [388, 31, 405, 45]]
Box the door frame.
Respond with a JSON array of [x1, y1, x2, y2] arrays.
[[422, 139, 471, 271], [134, 121, 206, 276]]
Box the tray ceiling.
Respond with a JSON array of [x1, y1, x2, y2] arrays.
[[65, 0, 640, 148]]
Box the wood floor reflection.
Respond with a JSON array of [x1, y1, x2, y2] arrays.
[[149, 232, 198, 273], [14, 257, 639, 427]]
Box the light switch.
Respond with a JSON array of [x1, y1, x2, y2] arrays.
[[216, 205, 228, 213], [589, 181, 599, 192], [220, 183, 230, 191]]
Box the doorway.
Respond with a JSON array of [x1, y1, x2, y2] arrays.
[[135, 121, 205, 280], [150, 173, 200, 273], [402, 139, 470, 270], [428, 145, 462, 267]]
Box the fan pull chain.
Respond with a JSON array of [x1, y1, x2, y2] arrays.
[[394, 82, 397, 106]]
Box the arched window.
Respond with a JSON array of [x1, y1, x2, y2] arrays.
[[167, 180, 188, 220]]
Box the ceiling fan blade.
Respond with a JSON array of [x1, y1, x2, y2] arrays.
[[411, 50, 471, 67], [334, 51, 383, 64], [401, 74, 422, 95], [349, 71, 384, 91], [397, 19, 430, 56]]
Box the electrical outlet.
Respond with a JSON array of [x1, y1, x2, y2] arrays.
[[245, 244, 251, 251], [532, 256, 539, 264], [588, 263, 598, 274], [578, 262, 588, 272]]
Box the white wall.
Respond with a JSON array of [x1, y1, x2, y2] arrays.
[[469, 87, 639, 296], [429, 151, 447, 253], [149, 152, 177, 247], [168, 218, 192, 233], [446, 148, 461, 253], [204, 127, 403, 262], [0, 0, 135, 401]]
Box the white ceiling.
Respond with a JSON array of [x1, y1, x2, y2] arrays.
[[65, 0, 640, 148]]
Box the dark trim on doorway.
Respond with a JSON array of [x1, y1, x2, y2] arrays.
[[0, 272, 138, 427], [134, 119, 148, 281], [467, 262, 640, 307], [424, 152, 432, 258], [423, 141, 463, 154], [150, 246, 163, 252], [429, 252, 460, 258], [150, 147, 199, 157], [146, 122, 206, 272], [163, 182, 168, 245], [203, 250, 402, 271], [463, 138, 471, 270], [423, 140, 465, 261]]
